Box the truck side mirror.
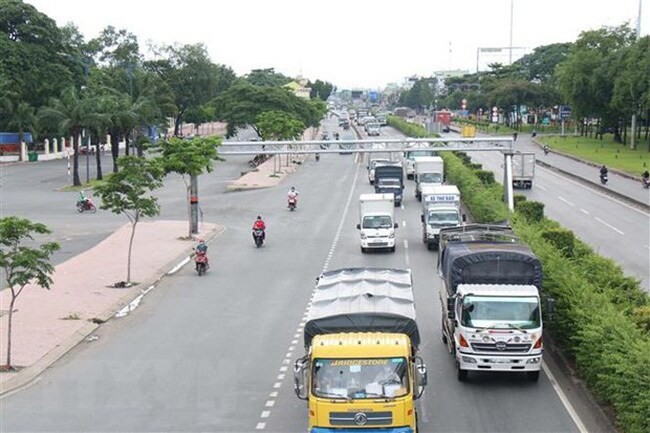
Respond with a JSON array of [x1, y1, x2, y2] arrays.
[[293, 357, 309, 400], [414, 356, 427, 399], [462, 214, 467, 223], [420, 214, 424, 223], [394, 223, 399, 229], [356, 223, 361, 230], [446, 297, 455, 319]]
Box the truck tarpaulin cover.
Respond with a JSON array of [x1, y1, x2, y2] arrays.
[[440, 242, 542, 295], [304, 268, 420, 348]]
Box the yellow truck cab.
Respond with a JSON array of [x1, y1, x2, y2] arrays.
[[294, 268, 427, 433]]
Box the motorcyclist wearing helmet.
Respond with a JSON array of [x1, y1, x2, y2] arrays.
[[195, 239, 209, 270], [252, 215, 266, 241], [600, 165, 608, 177]]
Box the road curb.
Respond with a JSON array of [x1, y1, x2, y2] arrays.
[[0, 225, 226, 397]]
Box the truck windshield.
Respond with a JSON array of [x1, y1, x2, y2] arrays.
[[406, 150, 435, 160], [461, 296, 541, 329], [419, 173, 442, 183], [313, 358, 409, 399], [428, 211, 459, 226], [363, 215, 393, 229]]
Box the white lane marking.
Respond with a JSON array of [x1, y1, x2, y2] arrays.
[[536, 184, 547, 191], [254, 165, 361, 431], [401, 203, 405, 210], [167, 256, 191, 274], [580, 209, 589, 215], [261, 411, 270, 418], [559, 196, 575, 207], [402, 220, 406, 227], [404, 239, 410, 267], [644, 244, 649, 250], [594, 217, 625, 235], [542, 362, 589, 433], [537, 165, 647, 215]]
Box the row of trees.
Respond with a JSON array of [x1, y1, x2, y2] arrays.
[[0, 0, 330, 185], [397, 24, 649, 148]]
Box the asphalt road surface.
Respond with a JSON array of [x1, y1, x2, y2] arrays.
[[0, 120, 606, 432]]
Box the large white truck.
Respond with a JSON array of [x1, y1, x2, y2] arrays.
[[420, 185, 463, 250], [512, 152, 535, 189], [357, 193, 398, 253], [414, 156, 444, 201], [437, 225, 552, 382], [402, 148, 437, 180]]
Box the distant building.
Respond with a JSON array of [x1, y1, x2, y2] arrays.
[[284, 79, 311, 99]]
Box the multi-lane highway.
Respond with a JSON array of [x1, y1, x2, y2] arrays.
[[0, 118, 614, 432]]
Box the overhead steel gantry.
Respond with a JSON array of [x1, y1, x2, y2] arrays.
[[219, 137, 517, 211]]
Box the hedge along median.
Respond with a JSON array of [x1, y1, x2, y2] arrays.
[[388, 115, 650, 433]]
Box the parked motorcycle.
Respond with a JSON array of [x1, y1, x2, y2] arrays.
[[76, 198, 96, 213], [195, 251, 209, 276], [600, 174, 608, 185], [253, 228, 265, 247], [288, 196, 297, 211]]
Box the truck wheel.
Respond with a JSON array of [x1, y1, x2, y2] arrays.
[[426, 242, 433, 251], [390, 246, 396, 252], [527, 371, 540, 382], [361, 246, 366, 253], [441, 319, 448, 344], [457, 368, 468, 382]]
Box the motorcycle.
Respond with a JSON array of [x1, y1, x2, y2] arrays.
[[76, 198, 96, 213], [288, 196, 297, 211], [543, 145, 549, 155], [195, 251, 209, 276], [253, 229, 265, 247], [315, 153, 320, 162], [643, 177, 650, 189], [600, 174, 608, 185]]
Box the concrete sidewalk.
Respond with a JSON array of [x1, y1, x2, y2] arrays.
[[0, 221, 224, 395]]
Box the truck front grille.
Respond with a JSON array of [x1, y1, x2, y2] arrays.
[[329, 411, 392, 426], [471, 342, 532, 353]]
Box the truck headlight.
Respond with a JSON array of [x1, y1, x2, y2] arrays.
[[360, 233, 367, 239], [461, 356, 477, 364], [526, 357, 541, 364], [389, 232, 395, 239]]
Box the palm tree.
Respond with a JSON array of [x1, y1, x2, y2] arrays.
[[39, 87, 97, 186], [6, 102, 37, 157]]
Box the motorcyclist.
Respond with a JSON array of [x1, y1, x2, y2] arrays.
[[252, 215, 266, 241], [195, 239, 209, 270], [600, 165, 608, 183], [642, 170, 649, 187], [543, 144, 549, 155], [334, 132, 340, 140], [77, 190, 91, 208], [287, 186, 299, 208]]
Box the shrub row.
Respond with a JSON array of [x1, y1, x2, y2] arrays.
[[389, 118, 650, 433]]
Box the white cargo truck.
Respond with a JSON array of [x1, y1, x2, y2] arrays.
[[414, 156, 444, 201], [420, 185, 463, 250], [438, 225, 553, 382], [402, 148, 437, 180], [357, 193, 398, 253], [512, 152, 535, 189]]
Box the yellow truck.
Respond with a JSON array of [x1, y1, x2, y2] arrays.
[[293, 267, 428, 432]]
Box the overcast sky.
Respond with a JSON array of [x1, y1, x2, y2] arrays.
[[26, 0, 649, 90]]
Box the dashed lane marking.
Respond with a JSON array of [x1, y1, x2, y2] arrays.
[[594, 217, 625, 235], [559, 196, 575, 207]]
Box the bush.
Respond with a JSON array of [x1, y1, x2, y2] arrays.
[[541, 228, 575, 257], [475, 170, 495, 186], [513, 194, 527, 207], [632, 306, 650, 333], [516, 200, 544, 222]]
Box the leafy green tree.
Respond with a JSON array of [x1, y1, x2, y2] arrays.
[[39, 87, 101, 186], [308, 79, 334, 101], [244, 68, 292, 87], [256, 111, 306, 140], [185, 104, 216, 136], [144, 43, 236, 136], [611, 36, 650, 149], [513, 42, 572, 83], [213, 81, 326, 137], [94, 155, 164, 283], [488, 78, 544, 129], [0, 216, 60, 370], [398, 78, 436, 112], [151, 136, 221, 237], [0, 0, 76, 108]]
